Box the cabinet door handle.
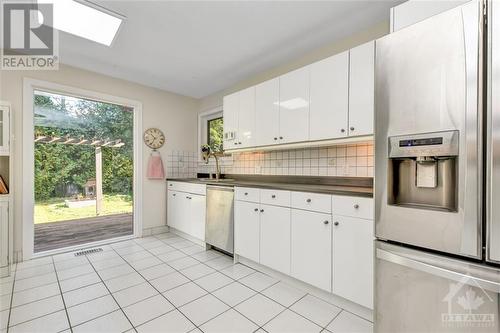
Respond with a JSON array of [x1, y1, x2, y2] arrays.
[[341, 128, 346, 133], [260, 209, 264, 213], [306, 199, 311, 203], [274, 137, 278, 141], [279, 136, 283, 140], [254, 208, 259, 212], [234, 142, 238, 145], [186, 196, 192, 200], [271, 195, 276, 199], [172, 193, 176, 196], [244, 192, 248, 196], [323, 220, 329, 225], [350, 127, 355, 131], [334, 221, 339, 226], [354, 204, 359, 209], [238, 142, 242, 145]]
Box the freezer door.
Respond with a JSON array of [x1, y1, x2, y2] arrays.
[[375, 241, 500, 333], [375, 1, 483, 258], [487, 0, 500, 264]]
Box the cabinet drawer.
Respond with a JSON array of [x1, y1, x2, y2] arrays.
[[167, 181, 206, 195], [260, 189, 291, 207], [332, 195, 373, 220], [235, 187, 260, 203], [291, 192, 332, 213]]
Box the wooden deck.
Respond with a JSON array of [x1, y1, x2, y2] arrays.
[[34, 213, 133, 253]]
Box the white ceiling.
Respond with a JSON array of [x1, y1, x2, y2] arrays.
[[58, 1, 400, 98]]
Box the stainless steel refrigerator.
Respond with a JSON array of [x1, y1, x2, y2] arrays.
[[375, 1, 500, 331]]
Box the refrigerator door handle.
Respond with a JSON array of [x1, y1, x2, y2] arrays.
[[377, 248, 500, 293]]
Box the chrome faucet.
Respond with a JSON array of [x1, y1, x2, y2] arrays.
[[201, 145, 221, 180]]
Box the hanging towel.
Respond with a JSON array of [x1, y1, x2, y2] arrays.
[[147, 151, 165, 179]]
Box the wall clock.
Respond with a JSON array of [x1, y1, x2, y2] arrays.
[[144, 128, 165, 149]]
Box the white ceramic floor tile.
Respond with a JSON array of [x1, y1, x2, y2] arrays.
[[180, 245, 205, 255], [91, 257, 126, 271], [15, 264, 54, 280], [150, 271, 190, 292], [15, 257, 52, 271], [191, 250, 222, 262], [157, 250, 188, 263], [261, 282, 307, 307], [59, 272, 101, 293], [0, 294, 10, 312], [63, 282, 109, 307], [0, 309, 8, 329], [194, 272, 233, 292], [163, 282, 207, 307], [200, 309, 258, 333], [98, 264, 135, 281], [115, 245, 146, 256], [67, 295, 119, 326], [111, 240, 137, 249], [136, 309, 194, 333], [235, 294, 285, 326], [170, 240, 196, 249], [129, 257, 163, 270], [54, 257, 88, 271], [57, 264, 94, 281], [239, 272, 278, 292], [9, 294, 64, 326], [134, 237, 159, 245], [87, 251, 121, 264], [204, 256, 234, 270], [72, 310, 132, 333], [0, 282, 13, 296], [11, 282, 60, 307], [8, 310, 69, 333], [13, 272, 57, 292], [141, 240, 167, 250], [51, 252, 78, 263], [122, 251, 154, 263], [139, 264, 175, 280], [219, 264, 255, 280], [179, 294, 229, 326], [290, 295, 341, 327], [123, 294, 174, 326], [113, 282, 158, 307], [104, 272, 146, 293], [168, 257, 200, 270], [147, 245, 176, 256], [162, 237, 185, 244], [264, 309, 322, 333], [212, 282, 256, 307], [179, 263, 215, 280], [326, 311, 373, 333]]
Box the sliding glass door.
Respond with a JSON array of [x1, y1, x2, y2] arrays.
[[33, 90, 134, 253]]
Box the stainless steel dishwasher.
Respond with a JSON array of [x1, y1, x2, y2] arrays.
[[205, 185, 234, 254]]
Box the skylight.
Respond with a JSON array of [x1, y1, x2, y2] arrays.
[[37, 0, 123, 46]]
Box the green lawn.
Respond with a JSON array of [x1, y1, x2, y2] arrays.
[[35, 194, 133, 224]]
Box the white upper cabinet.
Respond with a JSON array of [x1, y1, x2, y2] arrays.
[[278, 66, 310, 144], [237, 87, 256, 148], [0, 106, 10, 155], [255, 78, 280, 147], [223, 92, 239, 151], [348, 41, 375, 137], [310, 51, 349, 141]]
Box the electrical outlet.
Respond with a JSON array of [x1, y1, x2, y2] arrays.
[[255, 165, 262, 174]]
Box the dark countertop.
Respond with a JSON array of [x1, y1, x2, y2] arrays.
[[167, 175, 373, 198]]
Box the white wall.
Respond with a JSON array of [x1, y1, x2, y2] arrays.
[[0, 64, 199, 259]]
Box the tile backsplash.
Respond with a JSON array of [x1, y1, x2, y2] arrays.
[[166, 141, 374, 179]]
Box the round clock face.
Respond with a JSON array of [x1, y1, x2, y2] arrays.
[[144, 128, 165, 149]]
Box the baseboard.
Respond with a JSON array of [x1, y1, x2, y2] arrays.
[[142, 225, 169, 237], [168, 227, 205, 247], [0, 265, 10, 278], [237, 255, 373, 322]]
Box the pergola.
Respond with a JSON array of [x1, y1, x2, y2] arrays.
[[35, 135, 125, 215]]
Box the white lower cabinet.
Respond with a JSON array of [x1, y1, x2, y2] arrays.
[[167, 188, 206, 241], [234, 201, 260, 262], [332, 215, 374, 309], [260, 204, 291, 275], [291, 209, 332, 291], [0, 201, 8, 271]]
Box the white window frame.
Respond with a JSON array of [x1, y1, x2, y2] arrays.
[[197, 106, 223, 161], [23, 78, 143, 260]]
